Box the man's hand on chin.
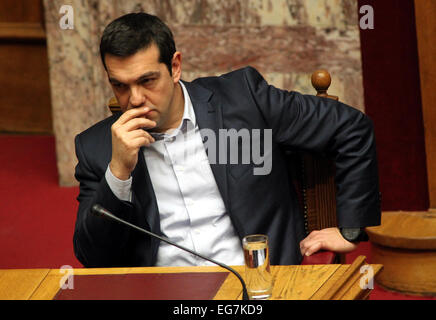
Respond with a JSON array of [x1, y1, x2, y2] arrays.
[[299, 227, 358, 257]]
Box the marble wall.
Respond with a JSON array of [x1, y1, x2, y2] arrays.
[[43, 0, 364, 186]]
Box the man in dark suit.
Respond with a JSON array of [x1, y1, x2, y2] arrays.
[[73, 13, 381, 268]]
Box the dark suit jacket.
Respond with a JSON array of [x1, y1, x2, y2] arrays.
[[73, 66, 381, 267]]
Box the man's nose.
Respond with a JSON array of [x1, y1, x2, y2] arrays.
[[129, 86, 146, 108]]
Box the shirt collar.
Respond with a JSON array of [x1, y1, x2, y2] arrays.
[[179, 80, 196, 129]]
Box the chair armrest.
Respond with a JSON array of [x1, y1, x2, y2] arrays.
[[301, 251, 337, 265]]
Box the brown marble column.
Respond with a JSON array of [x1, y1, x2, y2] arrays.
[[43, 0, 365, 186]]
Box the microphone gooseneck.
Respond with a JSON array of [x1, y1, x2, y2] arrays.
[[91, 204, 249, 300]]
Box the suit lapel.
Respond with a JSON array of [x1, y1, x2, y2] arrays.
[[182, 80, 230, 212]]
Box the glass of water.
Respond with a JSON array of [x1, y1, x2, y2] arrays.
[[242, 234, 273, 300]]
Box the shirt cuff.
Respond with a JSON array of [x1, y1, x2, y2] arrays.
[[105, 165, 132, 202]]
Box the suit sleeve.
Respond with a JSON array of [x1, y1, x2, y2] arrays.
[[243, 67, 381, 228], [73, 133, 135, 267]]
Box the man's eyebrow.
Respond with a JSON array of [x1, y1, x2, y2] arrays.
[[108, 71, 161, 85], [108, 77, 123, 84], [136, 71, 160, 82]]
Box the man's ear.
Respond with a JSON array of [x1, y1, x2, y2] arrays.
[[171, 51, 182, 83]]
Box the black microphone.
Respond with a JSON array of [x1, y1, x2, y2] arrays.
[[91, 204, 249, 300]]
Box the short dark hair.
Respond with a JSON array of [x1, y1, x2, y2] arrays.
[[99, 13, 176, 75]]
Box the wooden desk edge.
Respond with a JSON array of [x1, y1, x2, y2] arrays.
[[310, 262, 383, 300], [0, 264, 383, 300]]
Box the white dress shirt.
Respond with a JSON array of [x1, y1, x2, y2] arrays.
[[105, 81, 245, 267]]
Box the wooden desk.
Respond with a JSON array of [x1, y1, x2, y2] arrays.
[[0, 256, 382, 300]]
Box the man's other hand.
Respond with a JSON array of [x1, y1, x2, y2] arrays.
[[299, 227, 358, 257]]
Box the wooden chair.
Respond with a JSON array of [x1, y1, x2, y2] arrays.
[[295, 70, 344, 265], [106, 70, 343, 265]]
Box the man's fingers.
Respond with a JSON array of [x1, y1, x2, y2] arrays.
[[299, 238, 315, 256], [128, 129, 155, 141], [299, 230, 319, 253], [131, 135, 155, 148], [128, 130, 155, 146], [304, 241, 324, 257], [300, 227, 360, 256], [117, 107, 152, 125], [122, 117, 157, 132]]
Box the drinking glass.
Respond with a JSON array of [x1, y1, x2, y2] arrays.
[[242, 234, 273, 300]]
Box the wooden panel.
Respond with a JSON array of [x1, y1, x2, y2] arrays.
[[271, 264, 341, 300], [367, 210, 436, 296], [415, 0, 436, 209], [62, 265, 359, 301], [0, 269, 49, 300], [310, 256, 383, 300], [0, 264, 382, 300], [0, 0, 44, 23], [0, 43, 52, 133], [0, 0, 52, 134], [371, 243, 436, 295], [0, 22, 45, 40], [340, 264, 383, 300], [303, 154, 337, 232], [310, 256, 366, 300], [214, 264, 344, 300], [366, 211, 436, 249]]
